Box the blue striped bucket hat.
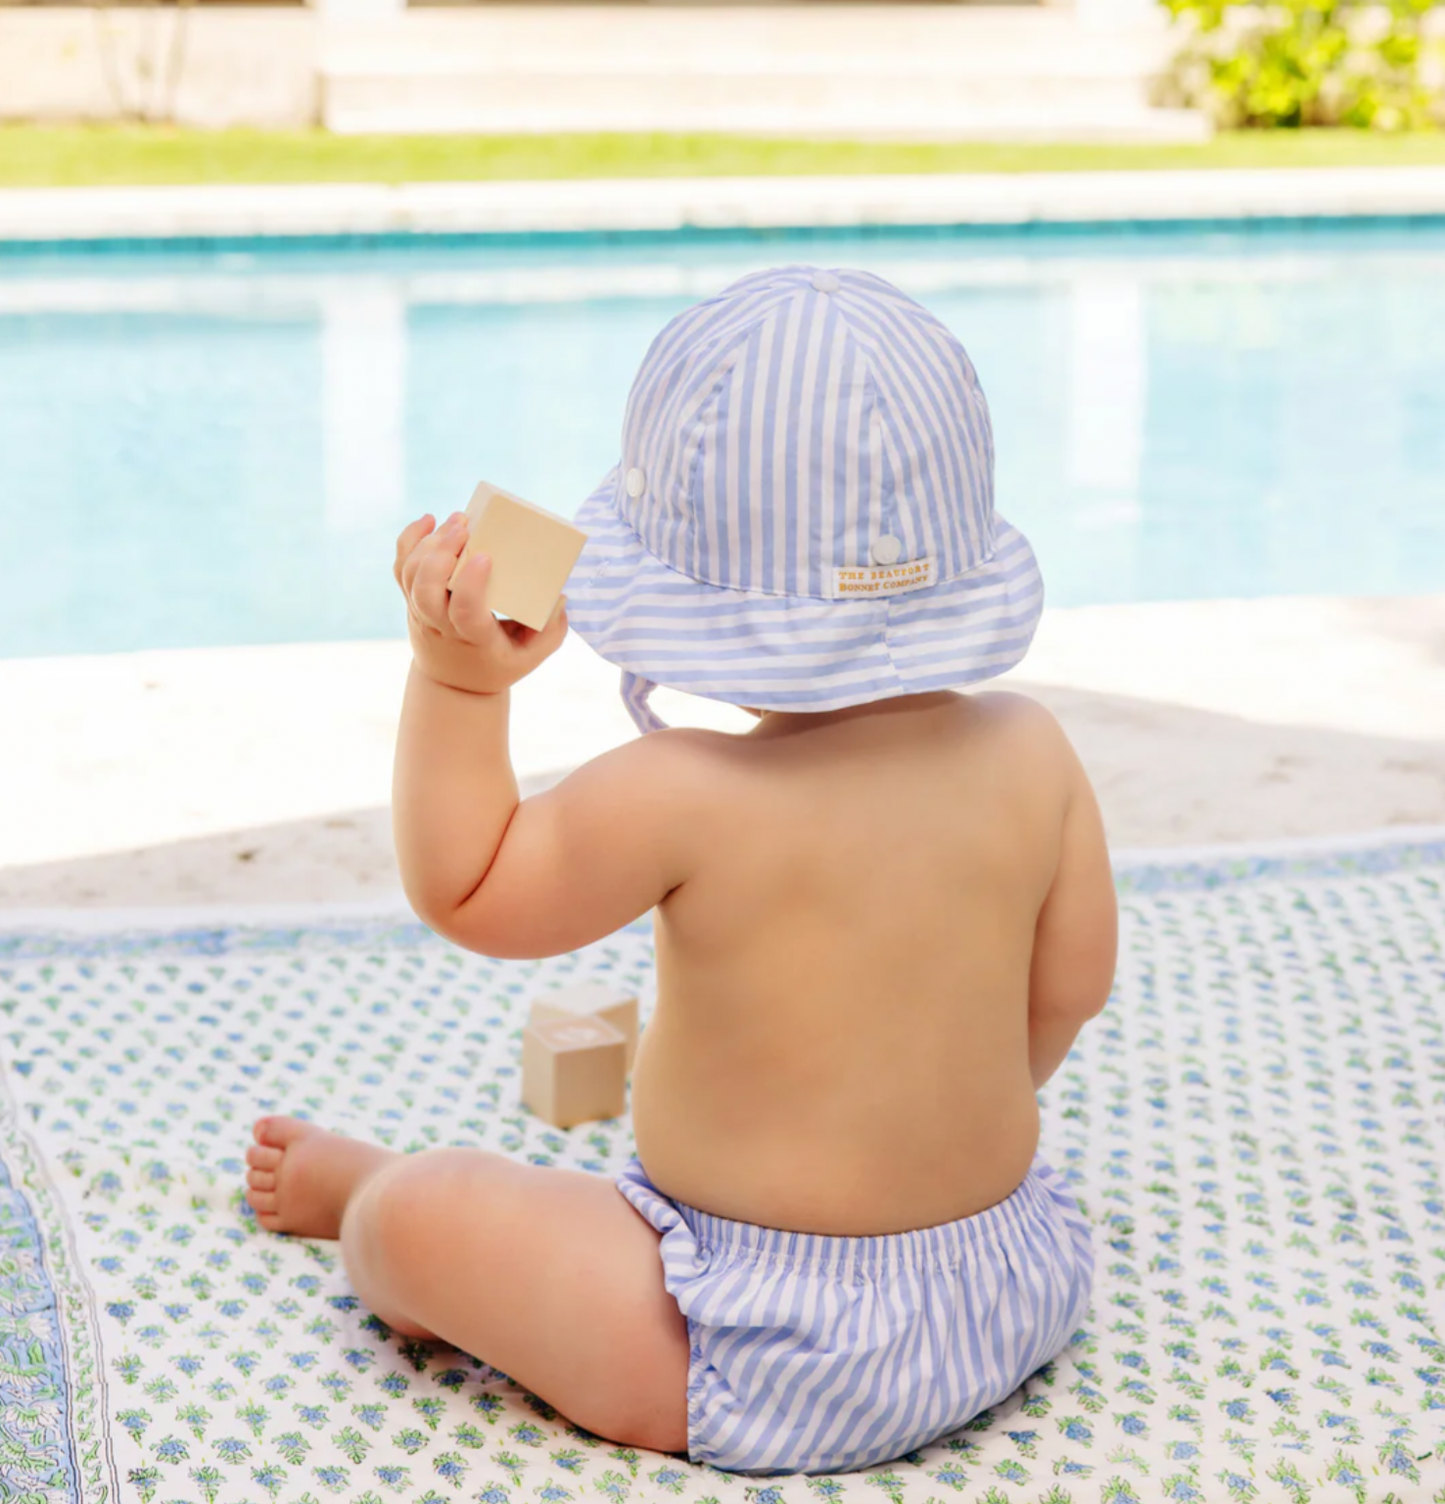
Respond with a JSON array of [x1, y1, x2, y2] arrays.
[[566, 265, 1043, 733]]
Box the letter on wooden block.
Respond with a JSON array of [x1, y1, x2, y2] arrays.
[[529, 982, 640, 1068], [521, 1015, 627, 1129], [447, 480, 588, 631]]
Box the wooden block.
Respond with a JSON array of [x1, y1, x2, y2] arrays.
[[529, 982, 640, 1068], [447, 480, 588, 631], [521, 1015, 627, 1129]]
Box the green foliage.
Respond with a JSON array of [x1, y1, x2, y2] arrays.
[[1160, 0, 1445, 128]]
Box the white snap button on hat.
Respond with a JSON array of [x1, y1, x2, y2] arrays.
[[811, 271, 841, 295], [870, 534, 902, 565], [624, 467, 646, 498]]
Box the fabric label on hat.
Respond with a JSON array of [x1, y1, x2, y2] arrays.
[[826, 557, 938, 599]]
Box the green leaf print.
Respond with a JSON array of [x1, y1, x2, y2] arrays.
[[596, 1466, 631, 1501], [863, 1467, 906, 1504], [176, 1401, 210, 1438], [490, 1446, 530, 1484], [334, 1423, 371, 1464], [189, 1461, 223, 1502], [432, 1450, 469, 1487], [150, 1433, 190, 1465], [237, 1399, 268, 1436], [249, 1461, 287, 1496], [126, 1464, 161, 1503], [413, 1394, 448, 1430], [274, 1429, 311, 1465]]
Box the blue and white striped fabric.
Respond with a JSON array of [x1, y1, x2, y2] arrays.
[[616, 1155, 1094, 1476], [566, 265, 1044, 734]]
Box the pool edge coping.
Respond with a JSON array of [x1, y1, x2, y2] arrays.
[[5, 166, 1445, 248]]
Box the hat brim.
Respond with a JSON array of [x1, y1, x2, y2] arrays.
[[565, 467, 1044, 714]]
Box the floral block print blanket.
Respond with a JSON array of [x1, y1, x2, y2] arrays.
[[2, 834, 1444, 1504]]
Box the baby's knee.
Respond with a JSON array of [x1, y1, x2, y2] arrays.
[[345, 1148, 513, 1266]]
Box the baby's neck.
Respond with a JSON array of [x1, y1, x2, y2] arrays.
[[750, 691, 959, 736]]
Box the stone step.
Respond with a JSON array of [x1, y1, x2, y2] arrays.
[[322, 90, 1205, 144], [324, 69, 1165, 116], [318, 5, 1204, 142]]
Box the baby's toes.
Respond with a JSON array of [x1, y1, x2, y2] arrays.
[[246, 1184, 278, 1218], [246, 1143, 282, 1172], [247, 1168, 277, 1193]]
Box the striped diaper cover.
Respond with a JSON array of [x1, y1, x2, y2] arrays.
[[616, 1155, 1094, 1475]]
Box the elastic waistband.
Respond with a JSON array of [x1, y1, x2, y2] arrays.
[[671, 1158, 1076, 1278]]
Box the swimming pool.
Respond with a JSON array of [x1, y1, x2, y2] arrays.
[[3, 222, 1442, 658]]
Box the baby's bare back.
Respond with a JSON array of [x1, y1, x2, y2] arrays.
[[630, 691, 1080, 1236]]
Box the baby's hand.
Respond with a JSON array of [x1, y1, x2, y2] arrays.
[[394, 512, 568, 695]]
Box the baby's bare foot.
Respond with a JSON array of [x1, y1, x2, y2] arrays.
[[245, 1116, 396, 1238]]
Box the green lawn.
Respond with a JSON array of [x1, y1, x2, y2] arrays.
[[4, 125, 1445, 187]]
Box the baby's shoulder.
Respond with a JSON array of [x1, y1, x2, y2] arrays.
[[967, 689, 1068, 744], [602, 724, 753, 794], [963, 691, 1081, 785]]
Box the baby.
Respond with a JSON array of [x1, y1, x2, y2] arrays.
[[244, 266, 1117, 1475]]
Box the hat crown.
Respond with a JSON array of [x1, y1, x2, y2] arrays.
[[616, 266, 998, 600]]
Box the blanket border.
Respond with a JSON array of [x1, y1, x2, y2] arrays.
[[1112, 826, 1445, 896], [0, 1068, 122, 1504]]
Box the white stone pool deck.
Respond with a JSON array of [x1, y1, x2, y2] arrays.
[[5, 167, 1445, 245], [2, 595, 1443, 910]]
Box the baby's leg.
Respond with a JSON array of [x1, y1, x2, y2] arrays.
[[244, 1117, 689, 1452]]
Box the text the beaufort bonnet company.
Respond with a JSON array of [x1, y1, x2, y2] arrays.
[[827, 559, 938, 599]]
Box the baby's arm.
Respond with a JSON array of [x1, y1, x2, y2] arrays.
[[391, 512, 701, 958], [1026, 735, 1117, 1089]]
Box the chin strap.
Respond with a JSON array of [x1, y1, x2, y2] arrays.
[[621, 671, 668, 734]]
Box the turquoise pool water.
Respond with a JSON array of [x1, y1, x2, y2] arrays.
[[2, 223, 1442, 658]]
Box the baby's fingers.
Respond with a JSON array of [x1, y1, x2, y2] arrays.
[[409, 514, 468, 630], [447, 552, 497, 644], [393, 515, 435, 588]]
